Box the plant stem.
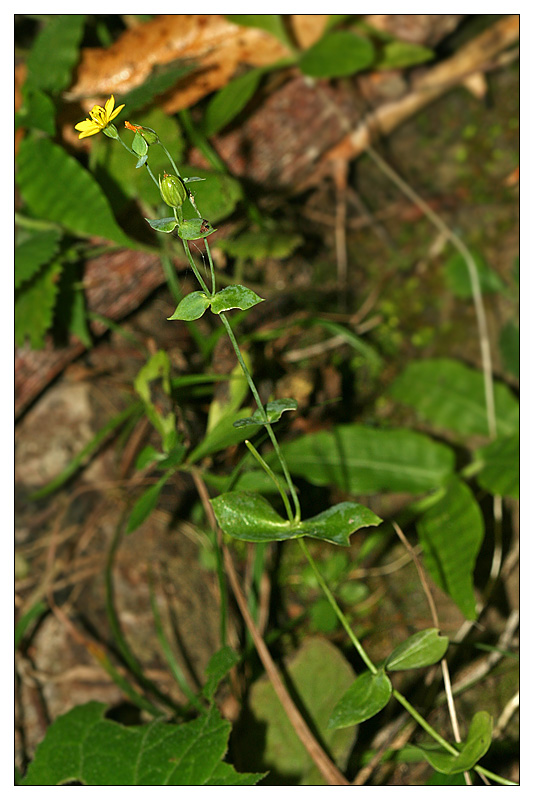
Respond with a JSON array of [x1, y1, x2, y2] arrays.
[[218, 311, 301, 523], [245, 439, 294, 521]]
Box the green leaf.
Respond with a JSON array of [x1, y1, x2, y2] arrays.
[[25, 14, 86, 94], [188, 410, 261, 464], [168, 291, 211, 321], [241, 637, 356, 785], [180, 167, 243, 223], [377, 41, 434, 70], [126, 475, 168, 535], [177, 218, 217, 240], [15, 259, 62, 348], [204, 68, 266, 137], [410, 711, 493, 775], [16, 85, 56, 135], [475, 432, 519, 499], [390, 358, 519, 438], [145, 217, 177, 233], [233, 398, 298, 428], [202, 646, 240, 701], [133, 350, 177, 452], [275, 425, 454, 494], [210, 285, 264, 314], [20, 702, 263, 786], [328, 670, 392, 730], [417, 478, 484, 620], [15, 229, 61, 289], [443, 250, 505, 299], [226, 14, 293, 50], [211, 492, 380, 545], [499, 320, 519, 379], [385, 629, 449, 671], [300, 31, 375, 78], [216, 229, 303, 261], [121, 61, 196, 113], [17, 134, 134, 247]]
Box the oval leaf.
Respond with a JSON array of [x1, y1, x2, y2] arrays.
[[410, 711, 493, 775], [168, 291, 211, 321], [300, 31, 375, 78], [328, 670, 392, 729], [145, 216, 177, 233], [210, 491, 294, 543], [385, 629, 449, 672], [210, 285, 264, 314]]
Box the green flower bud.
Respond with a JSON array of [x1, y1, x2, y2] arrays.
[[159, 172, 188, 209]]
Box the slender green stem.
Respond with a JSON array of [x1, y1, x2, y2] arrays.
[[182, 238, 211, 296], [245, 440, 293, 521], [298, 538, 376, 672], [392, 689, 459, 755], [218, 311, 301, 523]]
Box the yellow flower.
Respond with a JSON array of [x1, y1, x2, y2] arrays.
[[75, 95, 125, 139]]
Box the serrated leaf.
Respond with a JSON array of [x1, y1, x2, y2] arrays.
[[385, 629, 449, 671], [210, 285, 264, 314], [328, 670, 392, 730], [233, 398, 298, 428], [26, 14, 86, 94], [275, 425, 454, 494], [417, 478, 484, 620], [475, 432, 519, 499], [210, 492, 380, 545], [21, 702, 263, 786], [168, 291, 211, 321], [15, 229, 61, 288], [15, 259, 62, 348], [203, 68, 266, 137], [410, 711, 493, 775], [17, 134, 134, 247], [390, 358, 518, 438], [300, 31, 374, 78]]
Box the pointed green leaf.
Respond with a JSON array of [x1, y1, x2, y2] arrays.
[[132, 131, 148, 156], [15, 229, 62, 289], [385, 629, 449, 671], [25, 14, 86, 94], [328, 670, 392, 729], [204, 68, 266, 137], [210, 285, 264, 314], [276, 424, 454, 494], [475, 432, 519, 499], [20, 702, 263, 786], [168, 291, 211, 321], [126, 475, 168, 535], [300, 31, 375, 78], [295, 502, 382, 546], [203, 646, 240, 701], [410, 711, 493, 775], [417, 478, 484, 620], [390, 358, 518, 438], [188, 409, 261, 463], [145, 216, 178, 233], [233, 398, 298, 428], [377, 41, 434, 70]]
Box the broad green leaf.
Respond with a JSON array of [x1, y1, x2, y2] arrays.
[[202, 646, 240, 701], [126, 475, 168, 535], [181, 167, 243, 223], [300, 31, 375, 78], [20, 702, 263, 786], [15, 229, 61, 289], [145, 216, 177, 233], [25, 14, 85, 94], [15, 85, 56, 135], [385, 629, 449, 671], [17, 134, 134, 247], [216, 229, 303, 261], [15, 259, 62, 348], [177, 218, 217, 240], [443, 250, 505, 299], [417, 478, 484, 620], [168, 291, 211, 321], [377, 41, 434, 70], [499, 320, 519, 379], [390, 358, 519, 437], [226, 14, 293, 50], [275, 425, 455, 494], [328, 670, 392, 729], [475, 432, 519, 499], [211, 492, 380, 545], [204, 68, 266, 137], [210, 285, 264, 314], [233, 398, 298, 428], [410, 711, 493, 775], [240, 637, 356, 785]]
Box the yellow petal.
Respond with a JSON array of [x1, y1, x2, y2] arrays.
[[104, 95, 116, 117], [109, 104, 125, 122]]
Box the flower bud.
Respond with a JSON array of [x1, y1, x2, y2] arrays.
[[159, 172, 188, 209]]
